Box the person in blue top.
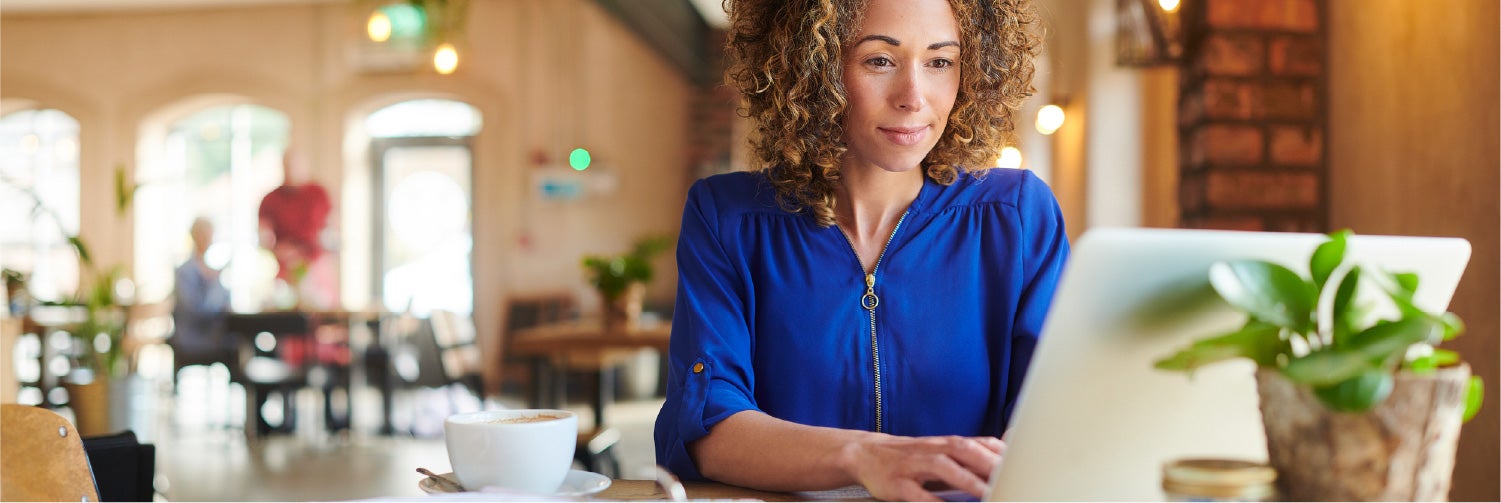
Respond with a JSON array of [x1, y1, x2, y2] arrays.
[[171, 218, 235, 366], [655, 0, 1067, 500]]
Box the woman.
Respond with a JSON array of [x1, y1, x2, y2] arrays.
[[655, 0, 1067, 500]]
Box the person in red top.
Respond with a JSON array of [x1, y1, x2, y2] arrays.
[[258, 148, 332, 284], [255, 147, 351, 433]]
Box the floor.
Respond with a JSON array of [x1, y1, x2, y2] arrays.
[[106, 360, 666, 501]]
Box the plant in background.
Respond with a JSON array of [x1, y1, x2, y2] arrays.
[[582, 235, 672, 302], [2, 164, 139, 378], [1155, 230, 1483, 418]]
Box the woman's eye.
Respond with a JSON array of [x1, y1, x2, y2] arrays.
[[865, 56, 894, 67], [930, 58, 955, 69]]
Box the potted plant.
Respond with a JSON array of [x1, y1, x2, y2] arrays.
[[5, 166, 140, 435], [1155, 230, 1483, 501], [581, 235, 671, 332]]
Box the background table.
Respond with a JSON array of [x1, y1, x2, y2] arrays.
[[508, 318, 670, 430]]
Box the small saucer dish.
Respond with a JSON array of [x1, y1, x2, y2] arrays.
[[419, 469, 611, 497]]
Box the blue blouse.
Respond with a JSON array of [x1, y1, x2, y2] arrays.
[[654, 168, 1070, 480]]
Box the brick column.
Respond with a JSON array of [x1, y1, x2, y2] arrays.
[[1178, 0, 1326, 232], [689, 29, 739, 181]]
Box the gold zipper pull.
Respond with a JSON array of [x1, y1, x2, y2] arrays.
[[861, 273, 879, 310]]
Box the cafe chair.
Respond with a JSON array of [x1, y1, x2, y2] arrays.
[[0, 404, 101, 502], [428, 309, 485, 400], [226, 312, 311, 437], [499, 293, 578, 404], [80, 431, 156, 502], [388, 312, 483, 436]]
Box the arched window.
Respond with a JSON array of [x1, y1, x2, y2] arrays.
[[135, 104, 289, 312], [0, 107, 81, 304], [364, 99, 480, 315]]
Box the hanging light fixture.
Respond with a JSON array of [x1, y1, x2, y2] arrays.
[[1117, 0, 1183, 66], [999, 146, 1024, 169], [367, 10, 393, 42], [1035, 104, 1066, 135], [433, 43, 459, 74], [359, 0, 469, 74]]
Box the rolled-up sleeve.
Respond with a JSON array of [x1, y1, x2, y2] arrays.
[[1001, 172, 1070, 429], [654, 179, 761, 480]]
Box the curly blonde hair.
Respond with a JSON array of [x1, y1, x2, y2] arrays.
[[724, 0, 1040, 227]]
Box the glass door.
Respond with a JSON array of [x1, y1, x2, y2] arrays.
[[371, 137, 473, 316]]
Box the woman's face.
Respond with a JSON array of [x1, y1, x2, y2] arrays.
[[839, 0, 961, 175]]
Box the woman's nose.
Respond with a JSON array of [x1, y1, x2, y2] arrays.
[[892, 68, 926, 112]]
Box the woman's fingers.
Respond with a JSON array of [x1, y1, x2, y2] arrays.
[[970, 436, 1007, 455], [922, 451, 990, 498], [935, 436, 1002, 480]]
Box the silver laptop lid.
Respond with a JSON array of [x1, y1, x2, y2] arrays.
[[986, 228, 1470, 501]]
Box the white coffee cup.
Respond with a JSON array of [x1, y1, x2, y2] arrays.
[[443, 409, 578, 494]]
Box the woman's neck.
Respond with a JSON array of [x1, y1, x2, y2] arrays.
[[833, 166, 924, 242]]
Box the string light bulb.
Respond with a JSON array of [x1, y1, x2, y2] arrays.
[[999, 146, 1023, 169], [1159, 0, 1181, 13], [433, 43, 459, 74], [367, 10, 392, 42], [1035, 104, 1066, 135]]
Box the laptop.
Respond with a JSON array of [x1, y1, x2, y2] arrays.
[[984, 228, 1472, 501]]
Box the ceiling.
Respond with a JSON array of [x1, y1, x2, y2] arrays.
[[0, 0, 729, 27], [0, 0, 332, 12]]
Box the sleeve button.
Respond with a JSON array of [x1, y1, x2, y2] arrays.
[[692, 362, 705, 374]]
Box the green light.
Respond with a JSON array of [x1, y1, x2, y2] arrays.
[[380, 3, 427, 40], [569, 148, 592, 171]]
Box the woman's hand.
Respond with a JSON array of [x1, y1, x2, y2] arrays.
[[842, 434, 1006, 501]]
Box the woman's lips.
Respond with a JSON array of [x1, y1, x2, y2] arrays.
[[879, 126, 929, 146]]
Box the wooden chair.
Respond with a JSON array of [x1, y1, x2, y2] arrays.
[[0, 404, 100, 502], [429, 309, 485, 399], [498, 293, 578, 403]]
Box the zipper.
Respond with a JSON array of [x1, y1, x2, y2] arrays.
[[839, 211, 907, 433]]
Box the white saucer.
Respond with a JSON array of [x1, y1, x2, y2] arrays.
[[419, 469, 611, 497]]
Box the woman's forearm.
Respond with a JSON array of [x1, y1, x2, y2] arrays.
[[689, 410, 877, 491]]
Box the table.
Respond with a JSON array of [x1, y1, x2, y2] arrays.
[[509, 318, 670, 431], [598, 479, 872, 501]]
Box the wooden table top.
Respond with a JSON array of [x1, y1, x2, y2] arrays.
[[509, 319, 672, 355], [598, 479, 874, 501]]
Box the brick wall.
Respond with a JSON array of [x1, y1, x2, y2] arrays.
[[1178, 0, 1326, 231], [690, 29, 740, 181]]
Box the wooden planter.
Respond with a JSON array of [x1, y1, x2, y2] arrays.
[[601, 283, 645, 333], [1256, 364, 1469, 501]]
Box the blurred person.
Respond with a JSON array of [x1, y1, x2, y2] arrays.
[[170, 217, 235, 365], [258, 146, 336, 310], [654, 0, 1069, 500]]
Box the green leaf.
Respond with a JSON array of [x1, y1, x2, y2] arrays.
[[1313, 370, 1394, 412], [1438, 312, 1466, 341], [1392, 272, 1420, 298], [1209, 260, 1316, 333], [1283, 317, 1435, 385], [1432, 349, 1461, 367], [1330, 266, 1362, 348], [1153, 321, 1283, 372], [1310, 230, 1349, 290], [1464, 377, 1484, 423], [1406, 349, 1461, 375], [113, 164, 135, 216], [67, 236, 93, 267]]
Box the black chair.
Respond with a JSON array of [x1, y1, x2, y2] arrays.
[[80, 431, 156, 502], [225, 312, 310, 436]]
